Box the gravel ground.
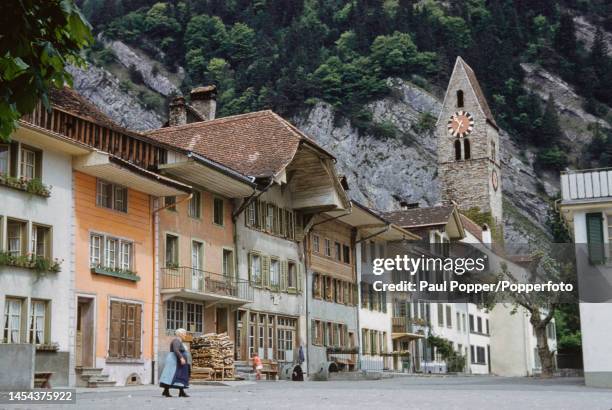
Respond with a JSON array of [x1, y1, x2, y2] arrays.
[[4, 376, 612, 410]]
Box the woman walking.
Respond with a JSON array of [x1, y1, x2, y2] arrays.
[[160, 328, 191, 397]]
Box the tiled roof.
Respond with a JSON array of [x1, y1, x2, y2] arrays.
[[145, 110, 332, 178], [459, 213, 483, 242], [382, 205, 455, 228], [457, 57, 498, 129], [49, 86, 142, 138]]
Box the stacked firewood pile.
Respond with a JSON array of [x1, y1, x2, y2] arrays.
[[190, 333, 235, 381]]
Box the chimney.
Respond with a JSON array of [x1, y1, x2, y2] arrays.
[[400, 201, 419, 210], [169, 96, 187, 126], [190, 85, 217, 121], [481, 224, 492, 245]]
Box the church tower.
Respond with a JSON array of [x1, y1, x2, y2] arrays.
[[436, 57, 503, 226]]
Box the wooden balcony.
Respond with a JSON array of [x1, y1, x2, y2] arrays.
[[161, 267, 253, 304], [561, 168, 612, 203], [391, 317, 427, 341]]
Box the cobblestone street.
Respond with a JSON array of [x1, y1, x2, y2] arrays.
[[5, 376, 612, 410]]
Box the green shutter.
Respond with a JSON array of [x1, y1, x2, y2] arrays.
[[280, 260, 288, 291], [262, 255, 270, 288], [586, 212, 605, 265], [297, 264, 304, 294]]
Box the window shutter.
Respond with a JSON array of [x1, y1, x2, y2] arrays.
[[257, 201, 265, 229], [9, 142, 18, 177], [297, 263, 303, 294], [134, 305, 142, 358], [262, 255, 270, 288], [280, 260, 288, 291], [247, 252, 253, 285], [586, 212, 605, 265], [294, 212, 304, 241], [109, 301, 121, 358], [125, 304, 135, 358]]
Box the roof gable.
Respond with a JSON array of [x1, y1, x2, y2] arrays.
[[455, 57, 498, 129], [145, 110, 333, 179]]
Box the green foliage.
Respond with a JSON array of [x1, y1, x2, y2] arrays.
[[80, 0, 608, 152], [412, 112, 437, 134], [537, 146, 569, 170], [0, 251, 62, 274], [462, 208, 503, 244], [545, 197, 571, 243], [0, 0, 92, 140], [0, 174, 51, 197], [585, 123, 612, 167], [554, 303, 582, 349], [427, 335, 466, 372]]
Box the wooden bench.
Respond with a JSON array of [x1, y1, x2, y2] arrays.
[[34, 372, 54, 388]]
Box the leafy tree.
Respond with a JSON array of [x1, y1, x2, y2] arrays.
[[226, 23, 256, 65], [0, 0, 92, 140], [497, 247, 576, 377], [537, 94, 562, 147]]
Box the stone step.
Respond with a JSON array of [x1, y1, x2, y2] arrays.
[[77, 367, 104, 376], [87, 380, 117, 388]]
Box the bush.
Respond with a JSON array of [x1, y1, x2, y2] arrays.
[[537, 146, 569, 170]]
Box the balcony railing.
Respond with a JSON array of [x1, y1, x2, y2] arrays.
[[561, 168, 612, 201], [161, 267, 253, 302], [391, 317, 428, 335]]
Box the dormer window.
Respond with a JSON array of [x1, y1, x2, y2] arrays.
[[456, 90, 464, 108], [464, 139, 471, 160], [454, 140, 461, 160]]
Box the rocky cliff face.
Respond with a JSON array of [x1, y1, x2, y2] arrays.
[[295, 78, 552, 244], [71, 41, 612, 244], [67, 64, 163, 130]]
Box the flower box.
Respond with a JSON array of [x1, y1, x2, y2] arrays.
[[0, 174, 51, 197], [91, 266, 140, 282]]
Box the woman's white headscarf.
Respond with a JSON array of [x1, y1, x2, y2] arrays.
[[175, 328, 187, 337]]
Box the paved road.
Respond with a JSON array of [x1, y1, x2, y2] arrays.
[[4, 376, 612, 410]]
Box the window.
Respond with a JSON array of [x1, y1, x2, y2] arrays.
[[222, 249, 234, 277], [7, 219, 26, 256], [29, 300, 48, 344], [0, 144, 9, 175], [166, 300, 183, 331], [249, 253, 262, 286], [165, 234, 179, 268], [457, 90, 464, 108], [165, 196, 176, 211], [266, 204, 275, 232], [105, 237, 118, 269], [342, 245, 350, 264], [120, 241, 133, 271], [185, 302, 203, 333], [454, 139, 461, 160], [109, 301, 141, 359], [313, 235, 320, 253], [312, 320, 322, 345], [324, 239, 331, 257], [191, 241, 203, 270], [286, 210, 294, 240], [464, 139, 471, 160], [313, 273, 322, 299], [277, 317, 296, 362], [96, 179, 128, 212], [437, 304, 444, 326], [3, 298, 22, 343], [476, 346, 486, 364], [246, 201, 257, 227], [477, 316, 482, 333], [446, 305, 452, 328], [486, 319, 490, 335], [270, 258, 280, 288], [470, 345, 475, 363], [491, 141, 496, 163], [469, 314, 475, 332], [334, 242, 341, 261], [462, 314, 467, 333], [287, 261, 297, 289], [31, 225, 51, 258], [188, 191, 201, 218], [456, 312, 461, 332], [20, 147, 36, 180], [90, 233, 102, 267], [213, 197, 224, 225]]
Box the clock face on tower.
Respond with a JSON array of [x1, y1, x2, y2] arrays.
[[447, 111, 474, 138]]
